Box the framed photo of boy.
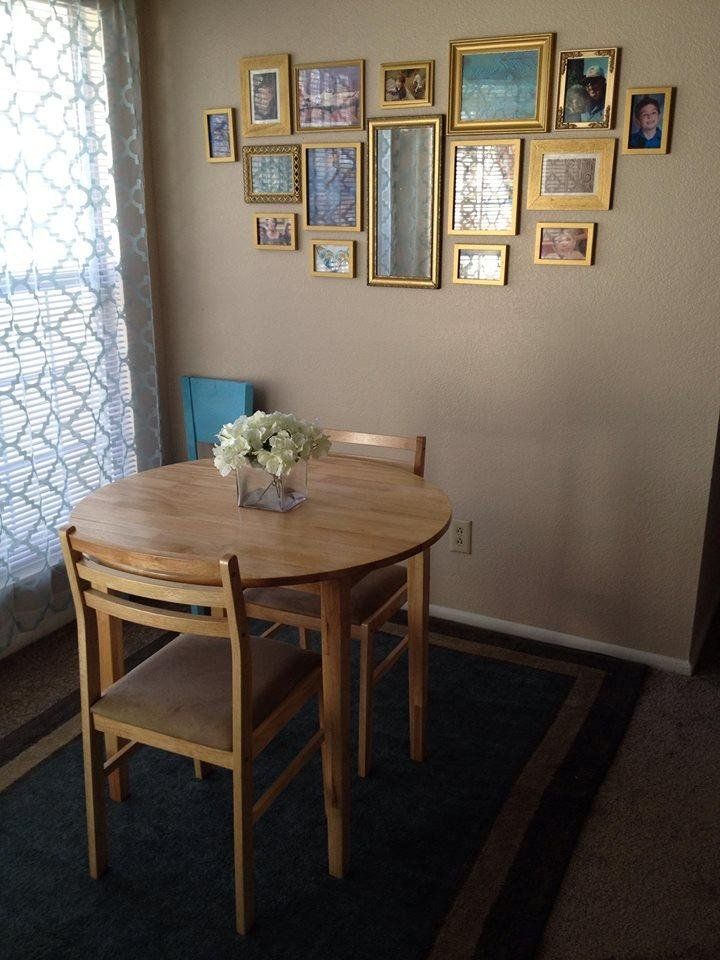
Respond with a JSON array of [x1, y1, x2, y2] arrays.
[[303, 143, 362, 231], [239, 53, 291, 138], [453, 244, 508, 285], [254, 214, 297, 250], [555, 48, 618, 130], [527, 138, 616, 210], [310, 240, 356, 278], [448, 33, 554, 134], [534, 222, 595, 266], [622, 86, 674, 154], [295, 60, 364, 132], [380, 60, 434, 107], [203, 108, 236, 163], [242, 144, 301, 203], [448, 139, 521, 235]]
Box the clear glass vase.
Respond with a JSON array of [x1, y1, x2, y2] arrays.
[[235, 460, 308, 512]]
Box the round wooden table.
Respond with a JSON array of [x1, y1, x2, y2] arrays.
[[71, 456, 452, 876]]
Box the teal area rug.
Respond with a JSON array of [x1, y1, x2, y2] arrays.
[[0, 618, 645, 959]]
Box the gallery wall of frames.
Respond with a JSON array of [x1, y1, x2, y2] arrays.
[[202, 35, 675, 289]]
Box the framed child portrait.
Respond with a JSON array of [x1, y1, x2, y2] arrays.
[[303, 143, 362, 231], [453, 244, 508, 285], [203, 108, 236, 163], [622, 86, 674, 154], [239, 53, 292, 138], [253, 214, 297, 250], [309, 240, 356, 278], [534, 222, 595, 266], [555, 48, 618, 129], [527, 138, 616, 210], [295, 60, 364, 132], [380, 60, 434, 107]]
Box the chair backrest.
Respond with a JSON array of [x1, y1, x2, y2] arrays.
[[181, 376, 254, 459], [324, 429, 426, 477]]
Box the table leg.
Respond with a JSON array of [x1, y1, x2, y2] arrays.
[[407, 549, 430, 762], [97, 609, 129, 801], [320, 578, 351, 878]]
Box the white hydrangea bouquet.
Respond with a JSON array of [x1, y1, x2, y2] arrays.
[[213, 410, 331, 512]]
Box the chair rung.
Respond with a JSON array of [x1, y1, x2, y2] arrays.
[[103, 739, 141, 775], [259, 622, 285, 639], [252, 729, 324, 824], [372, 635, 408, 685]]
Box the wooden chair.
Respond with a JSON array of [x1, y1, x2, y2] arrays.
[[181, 375, 254, 459], [59, 525, 326, 935], [244, 430, 426, 777]]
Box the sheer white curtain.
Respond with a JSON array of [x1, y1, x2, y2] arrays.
[[0, 0, 161, 656]]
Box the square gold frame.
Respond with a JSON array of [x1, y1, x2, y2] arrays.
[[242, 144, 301, 203], [448, 33, 554, 134], [453, 244, 508, 285], [622, 86, 674, 155], [295, 60, 365, 132], [555, 48, 619, 130], [302, 143, 362, 232], [380, 60, 434, 107], [527, 138, 616, 211], [239, 53, 292, 139], [447, 139, 521, 236], [203, 108, 236, 163], [309, 240, 356, 278], [533, 222, 595, 266], [253, 213, 297, 250]]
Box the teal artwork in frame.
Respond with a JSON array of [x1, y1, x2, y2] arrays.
[[242, 144, 301, 203], [461, 49, 540, 122]]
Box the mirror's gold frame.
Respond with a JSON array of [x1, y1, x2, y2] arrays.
[[367, 114, 444, 289]]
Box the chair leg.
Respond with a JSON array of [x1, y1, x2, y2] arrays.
[[83, 719, 108, 879], [358, 630, 375, 778], [298, 626, 309, 650], [318, 691, 331, 818], [232, 763, 255, 934], [193, 759, 210, 779]]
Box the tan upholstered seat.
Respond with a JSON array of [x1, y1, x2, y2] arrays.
[[92, 633, 321, 752], [245, 565, 407, 627]]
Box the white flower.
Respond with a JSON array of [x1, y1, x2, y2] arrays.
[[212, 410, 331, 479]]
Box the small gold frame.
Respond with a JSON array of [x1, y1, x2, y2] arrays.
[[242, 144, 301, 203], [448, 33, 554, 135], [534, 222, 595, 266], [453, 244, 508, 285], [253, 213, 297, 250], [380, 60, 434, 108], [555, 48, 619, 130], [239, 53, 292, 139], [309, 240, 356, 278], [527, 138, 616, 211], [203, 108, 236, 163], [295, 60, 365, 132], [622, 86, 674, 155], [302, 143, 362, 232], [447, 139, 521, 236]]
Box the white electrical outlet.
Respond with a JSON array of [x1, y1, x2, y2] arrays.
[[450, 519, 472, 554]]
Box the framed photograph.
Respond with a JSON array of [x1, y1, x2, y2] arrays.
[[253, 213, 297, 250], [203, 108, 236, 163], [295, 60, 364, 132], [622, 86, 674, 155], [527, 138, 616, 210], [303, 143, 362, 232], [310, 240, 356, 278], [453, 244, 507, 285], [534, 222, 595, 266], [242, 144, 301, 203], [239, 53, 291, 138], [380, 60, 434, 107], [448, 139, 521, 236], [448, 33, 554, 134], [555, 48, 618, 129]]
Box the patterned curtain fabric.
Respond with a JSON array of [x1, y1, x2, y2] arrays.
[[0, 0, 161, 656]]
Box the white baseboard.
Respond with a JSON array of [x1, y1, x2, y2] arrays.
[[428, 604, 692, 676]]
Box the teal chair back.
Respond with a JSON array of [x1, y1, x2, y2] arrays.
[[181, 376, 254, 459]]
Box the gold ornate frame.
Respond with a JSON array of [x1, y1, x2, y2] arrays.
[[380, 60, 434, 108], [533, 222, 595, 266], [239, 53, 291, 139], [526, 138, 616, 211], [242, 144, 301, 203], [253, 213, 297, 251], [555, 48, 619, 130], [447, 138, 521, 236], [453, 244, 508, 285], [309, 240, 356, 278], [448, 33, 554, 134], [203, 108, 236, 163]]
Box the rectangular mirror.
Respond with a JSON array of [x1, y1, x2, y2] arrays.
[[368, 114, 444, 288]]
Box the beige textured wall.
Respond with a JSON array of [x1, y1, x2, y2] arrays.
[[139, 0, 720, 663]]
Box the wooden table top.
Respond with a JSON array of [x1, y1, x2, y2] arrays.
[[69, 457, 452, 587]]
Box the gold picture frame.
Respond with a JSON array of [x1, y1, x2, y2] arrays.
[[380, 60, 434, 107], [526, 138, 616, 211], [555, 48, 618, 130], [203, 108, 236, 163], [303, 143, 362, 232], [622, 86, 674, 155], [447, 139, 521, 236], [253, 213, 297, 250], [310, 240, 356, 278], [534, 222, 595, 266], [453, 244, 508, 285], [448, 33, 554, 134], [242, 144, 301, 203], [239, 53, 291, 138], [295, 60, 364, 132]]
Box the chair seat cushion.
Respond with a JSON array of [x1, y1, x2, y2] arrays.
[[244, 564, 408, 626], [91, 633, 321, 752]]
